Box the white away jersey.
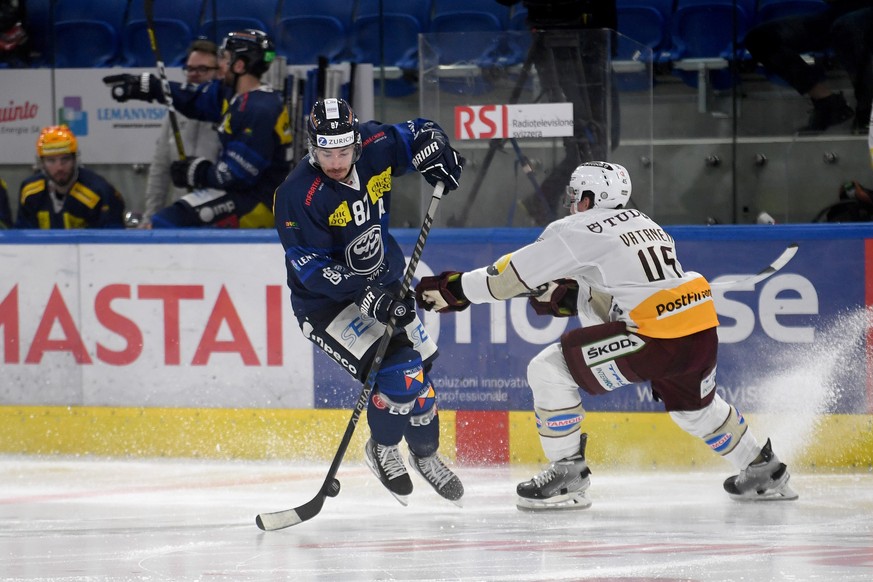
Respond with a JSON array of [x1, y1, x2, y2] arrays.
[[463, 207, 719, 339]]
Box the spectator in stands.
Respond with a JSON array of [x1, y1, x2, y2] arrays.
[[141, 39, 222, 228], [0, 177, 12, 228], [16, 125, 126, 229], [104, 29, 291, 228], [744, 0, 873, 134], [496, 0, 620, 225]]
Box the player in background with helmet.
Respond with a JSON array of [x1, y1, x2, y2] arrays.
[[104, 29, 291, 228], [273, 98, 465, 506], [140, 39, 222, 228], [415, 161, 797, 510], [16, 125, 126, 229]]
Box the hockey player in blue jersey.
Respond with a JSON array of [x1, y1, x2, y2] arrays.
[[104, 29, 291, 228], [273, 98, 465, 505]]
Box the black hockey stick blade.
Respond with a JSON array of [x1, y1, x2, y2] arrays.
[[711, 243, 799, 289], [255, 183, 446, 531]]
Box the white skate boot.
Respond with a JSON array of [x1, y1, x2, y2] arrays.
[[365, 438, 413, 506], [517, 433, 592, 511], [409, 451, 464, 506], [723, 439, 798, 501]]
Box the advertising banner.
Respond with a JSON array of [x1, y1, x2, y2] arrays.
[[1, 227, 870, 415], [0, 68, 181, 164], [315, 227, 872, 415], [0, 236, 313, 408]]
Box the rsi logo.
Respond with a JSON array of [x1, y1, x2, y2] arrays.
[[454, 105, 507, 140]]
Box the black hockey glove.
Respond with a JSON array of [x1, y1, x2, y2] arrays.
[[411, 128, 465, 191], [415, 271, 471, 313], [103, 73, 163, 103], [356, 285, 416, 327], [170, 158, 211, 189], [529, 279, 579, 317]]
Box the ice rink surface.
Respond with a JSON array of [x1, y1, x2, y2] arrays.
[[1, 456, 871, 581]]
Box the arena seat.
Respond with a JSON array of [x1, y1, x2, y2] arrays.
[[197, 0, 279, 44], [666, 0, 756, 109], [274, 0, 351, 65], [348, 0, 432, 96], [53, 0, 128, 67], [121, 0, 203, 67]]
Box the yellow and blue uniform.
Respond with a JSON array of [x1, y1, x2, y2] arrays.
[[15, 167, 126, 229]]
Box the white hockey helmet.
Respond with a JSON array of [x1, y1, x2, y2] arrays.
[[564, 161, 632, 209]]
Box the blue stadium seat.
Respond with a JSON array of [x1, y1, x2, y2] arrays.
[[756, 0, 828, 24], [275, 0, 351, 65], [615, 0, 674, 91], [122, 0, 204, 67], [197, 0, 279, 44], [667, 0, 756, 92], [22, 0, 53, 65], [348, 0, 432, 96], [430, 0, 517, 66], [429, 0, 520, 94], [53, 0, 128, 67]]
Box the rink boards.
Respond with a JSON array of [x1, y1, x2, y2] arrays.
[[1, 225, 871, 467]]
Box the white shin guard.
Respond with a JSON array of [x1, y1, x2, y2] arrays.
[[527, 344, 587, 461], [670, 394, 761, 471]]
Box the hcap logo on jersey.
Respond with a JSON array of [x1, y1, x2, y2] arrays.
[[317, 130, 355, 148]]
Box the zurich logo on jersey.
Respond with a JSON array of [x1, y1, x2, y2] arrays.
[[346, 225, 383, 275]]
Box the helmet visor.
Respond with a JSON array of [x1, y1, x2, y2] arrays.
[[563, 185, 580, 209]]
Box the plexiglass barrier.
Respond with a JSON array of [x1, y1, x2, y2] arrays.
[[416, 29, 654, 228]]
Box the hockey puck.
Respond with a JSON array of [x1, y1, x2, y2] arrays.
[[326, 478, 341, 497]]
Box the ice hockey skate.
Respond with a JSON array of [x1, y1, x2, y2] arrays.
[[409, 452, 464, 506], [723, 439, 798, 501], [365, 438, 413, 506], [517, 433, 592, 511]]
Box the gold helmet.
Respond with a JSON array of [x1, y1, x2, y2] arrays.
[[36, 125, 78, 157]]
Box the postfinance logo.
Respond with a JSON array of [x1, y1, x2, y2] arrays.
[[59, 96, 88, 136]]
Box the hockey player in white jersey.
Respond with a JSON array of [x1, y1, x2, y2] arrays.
[[415, 161, 798, 510]]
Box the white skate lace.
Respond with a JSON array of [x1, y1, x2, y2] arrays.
[[530, 465, 559, 488], [415, 455, 455, 489], [376, 444, 407, 480]]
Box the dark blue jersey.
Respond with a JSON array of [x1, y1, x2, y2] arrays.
[[16, 167, 125, 229], [274, 118, 437, 318], [0, 178, 11, 229], [169, 80, 291, 206]]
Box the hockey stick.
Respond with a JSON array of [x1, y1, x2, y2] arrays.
[[143, 0, 188, 170], [710, 243, 798, 289], [256, 182, 447, 531]]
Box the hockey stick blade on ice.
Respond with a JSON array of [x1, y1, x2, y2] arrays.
[[710, 243, 798, 290], [255, 182, 446, 531]]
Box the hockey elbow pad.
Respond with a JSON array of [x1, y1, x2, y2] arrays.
[[529, 279, 579, 317], [415, 271, 470, 313]]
